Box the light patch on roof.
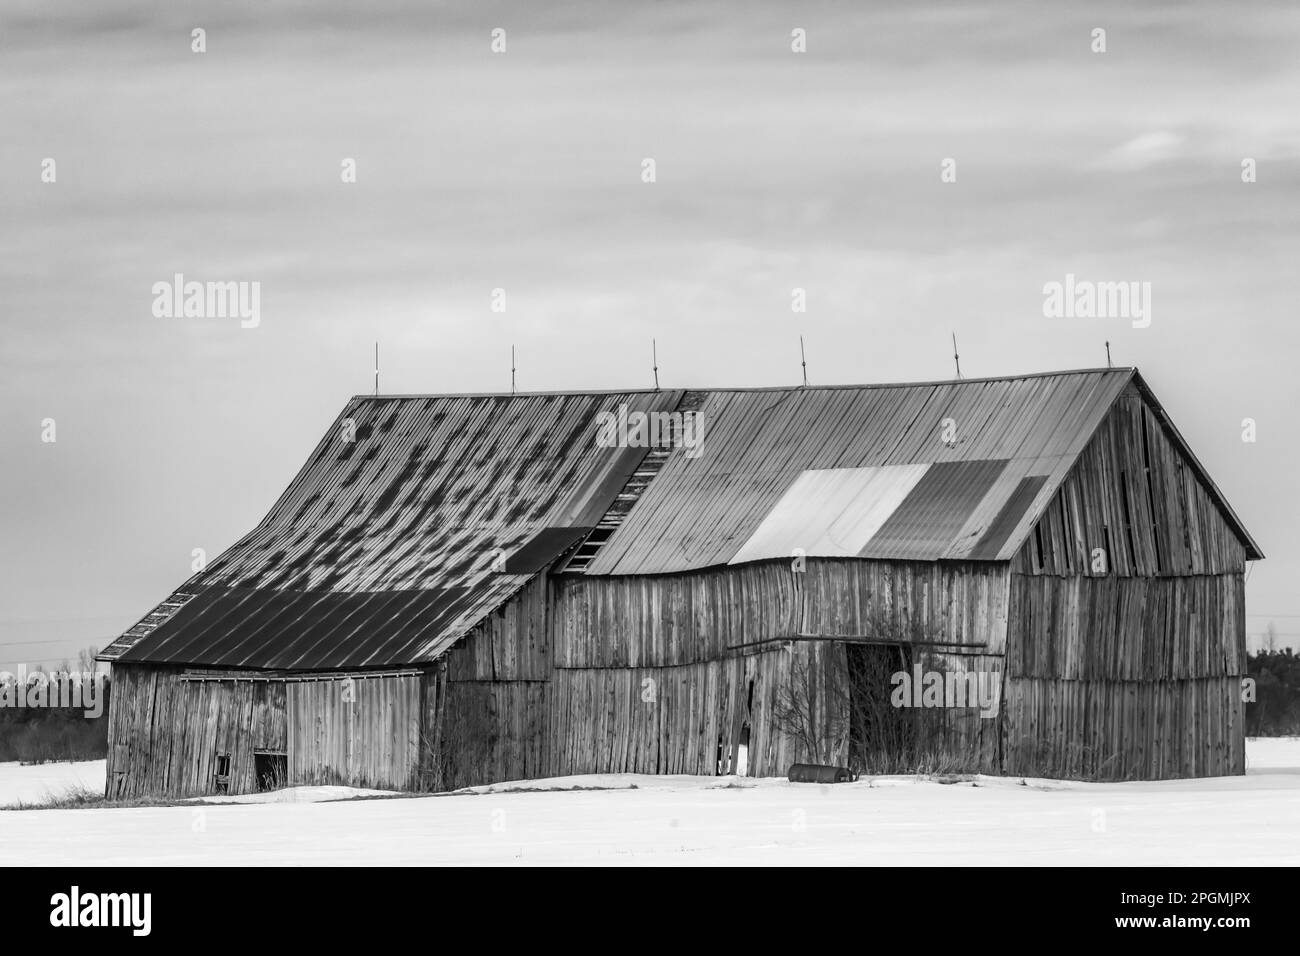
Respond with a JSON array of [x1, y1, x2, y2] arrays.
[[729, 465, 929, 564]]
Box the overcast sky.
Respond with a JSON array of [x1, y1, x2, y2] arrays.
[[3, 0, 1298, 666]]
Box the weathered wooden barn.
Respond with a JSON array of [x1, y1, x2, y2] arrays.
[[100, 367, 1261, 797]]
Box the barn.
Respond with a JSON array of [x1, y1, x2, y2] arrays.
[[98, 367, 1261, 797]]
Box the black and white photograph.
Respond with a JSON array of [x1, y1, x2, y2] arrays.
[[2, 0, 1295, 927]]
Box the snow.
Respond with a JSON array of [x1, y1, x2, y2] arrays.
[[0, 759, 105, 807], [1243, 736, 1300, 770], [1, 740, 1297, 865], [191, 785, 400, 804], [0, 761, 398, 807]]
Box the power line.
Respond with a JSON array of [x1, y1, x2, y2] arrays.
[[0, 661, 95, 669], [0, 638, 104, 649], [0, 636, 116, 648]]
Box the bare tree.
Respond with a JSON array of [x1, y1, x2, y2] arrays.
[[771, 644, 850, 766], [77, 644, 100, 677]]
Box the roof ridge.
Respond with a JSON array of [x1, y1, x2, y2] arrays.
[[352, 366, 1136, 401]]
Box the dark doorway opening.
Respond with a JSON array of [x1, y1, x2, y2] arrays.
[[254, 751, 288, 792], [846, 643, 917, 774]]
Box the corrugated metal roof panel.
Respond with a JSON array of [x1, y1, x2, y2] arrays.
[[115, 585, 527, 670], [860, 460, 1009, 560], [940, 456, 1038, 561], [587, 369, 1135, 574], [729, 465, 929, 563], [112, 390, 684, 667], [966, 476, 1050, 561]]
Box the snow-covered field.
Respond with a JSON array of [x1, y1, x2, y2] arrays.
[[1, 739, 1297, 865], [0, 759, 105, 808]]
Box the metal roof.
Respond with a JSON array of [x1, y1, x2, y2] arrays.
[[585, 369, 1137, 573], [105, 390, 682, 668], [101, 367, 1261, 670]]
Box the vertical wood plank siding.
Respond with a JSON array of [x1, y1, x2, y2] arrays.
[[432, 645, 854, 788], [548, 648, 832, 779], [433, 574, 552, 789], [1006, 574, 1245, 680], [427, 559, 1009, 788], [1002, 677, 1244, 780], [1012, 388, 1246, 577], [105, 666, 420, 798], [552, 558, 1008, 667], [445, 575, 550, 680], [287, 674, 421, 790], [1003, 386, 1249, 780], [434, 679, 551, 790], [106, 665, 287, 799]]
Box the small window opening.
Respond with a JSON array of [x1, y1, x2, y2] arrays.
[[214, 752, 231, 794]]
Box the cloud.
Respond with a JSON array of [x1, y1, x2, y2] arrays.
[[1095, 131, 1188, 171]]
